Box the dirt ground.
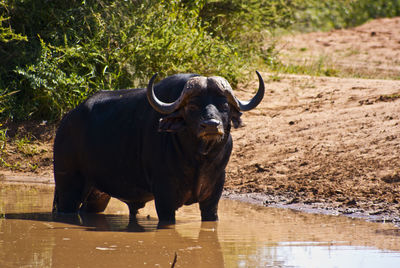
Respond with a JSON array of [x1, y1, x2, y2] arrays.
[[1, 18, 400, 224], [277, 17, 400, 79], [226, 73, 400, 223]]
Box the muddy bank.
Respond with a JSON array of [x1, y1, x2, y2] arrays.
[[226, 73, 400, 227], [222, 191, 400, 227]]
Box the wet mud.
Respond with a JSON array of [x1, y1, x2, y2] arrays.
[[223, 191, 400, 228]]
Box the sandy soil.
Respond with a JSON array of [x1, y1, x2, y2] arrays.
[[226, 73, 400, 224], [278, 17, 400, 79], [1, 18, 400, 224]]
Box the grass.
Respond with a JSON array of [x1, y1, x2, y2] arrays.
[[0, 127, 7, 150], [0, 127, 9, 169], [0, 125, 46, 172], [270, 55, 340, 78], [14, 135, 40, 157], [268, 44, 400, 80], [271, 61, 400, 80]]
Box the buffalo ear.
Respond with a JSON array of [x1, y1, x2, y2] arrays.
[[231, 109, 243, 128], [158, 112, 186, 132]]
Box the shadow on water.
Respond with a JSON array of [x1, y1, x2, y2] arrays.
[[3, 212, 160, 232]]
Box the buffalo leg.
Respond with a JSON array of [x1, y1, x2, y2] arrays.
[[199, 198, 219, 221], [199, 174, 224, 221], [154, 183, 176, 226], [80, 188, 111, 213], [200, 204, 219, 221], [155, 198, 176, 227], [126, 202, 147, 231], [127, 202, 146, 218], [53, 172, 86, 213]]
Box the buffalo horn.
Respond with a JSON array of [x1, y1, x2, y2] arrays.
[[234, 71, 265, 111], [147, 73, 183, 114], [147, 71, 264, 114]]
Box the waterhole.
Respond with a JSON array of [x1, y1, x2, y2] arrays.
[[1, 184, 400, 267]]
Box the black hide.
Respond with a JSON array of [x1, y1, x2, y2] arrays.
[[53, 74, 238, 224]]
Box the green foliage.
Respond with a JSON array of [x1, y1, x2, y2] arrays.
[[0, 126, 8, 169], [0, 0, 26, 43], [199, 0, 295, 37], [14, 38, 92, 119], [0, 126, 7, 151], [3, 0, 291, 121], [344, 0, 400, 26]]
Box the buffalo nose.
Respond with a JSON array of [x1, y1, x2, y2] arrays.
[[201, 118, 221, 128]]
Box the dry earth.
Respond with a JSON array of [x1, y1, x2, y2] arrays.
[[226, 73, 400, 223], [278, 17, 400, 79], [1, 18, 400, 224]]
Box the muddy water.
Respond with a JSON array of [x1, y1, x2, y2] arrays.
[[1, 184, 400, 267]]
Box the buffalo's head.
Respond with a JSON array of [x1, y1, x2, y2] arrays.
[[147, 72, 265, 154]]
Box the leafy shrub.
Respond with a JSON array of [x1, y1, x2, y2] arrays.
[[2, 0, 292, 121], [14, 39, 91, 119], [344, 0, 400, 27]]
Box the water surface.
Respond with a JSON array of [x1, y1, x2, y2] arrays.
[[1, 184, 400, 267]]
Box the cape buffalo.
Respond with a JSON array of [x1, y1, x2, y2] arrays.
[[53, 71, 264, 224]]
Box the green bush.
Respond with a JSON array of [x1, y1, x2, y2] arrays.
[[2, 0, 294, 121], [344, 0, 400, 27]]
